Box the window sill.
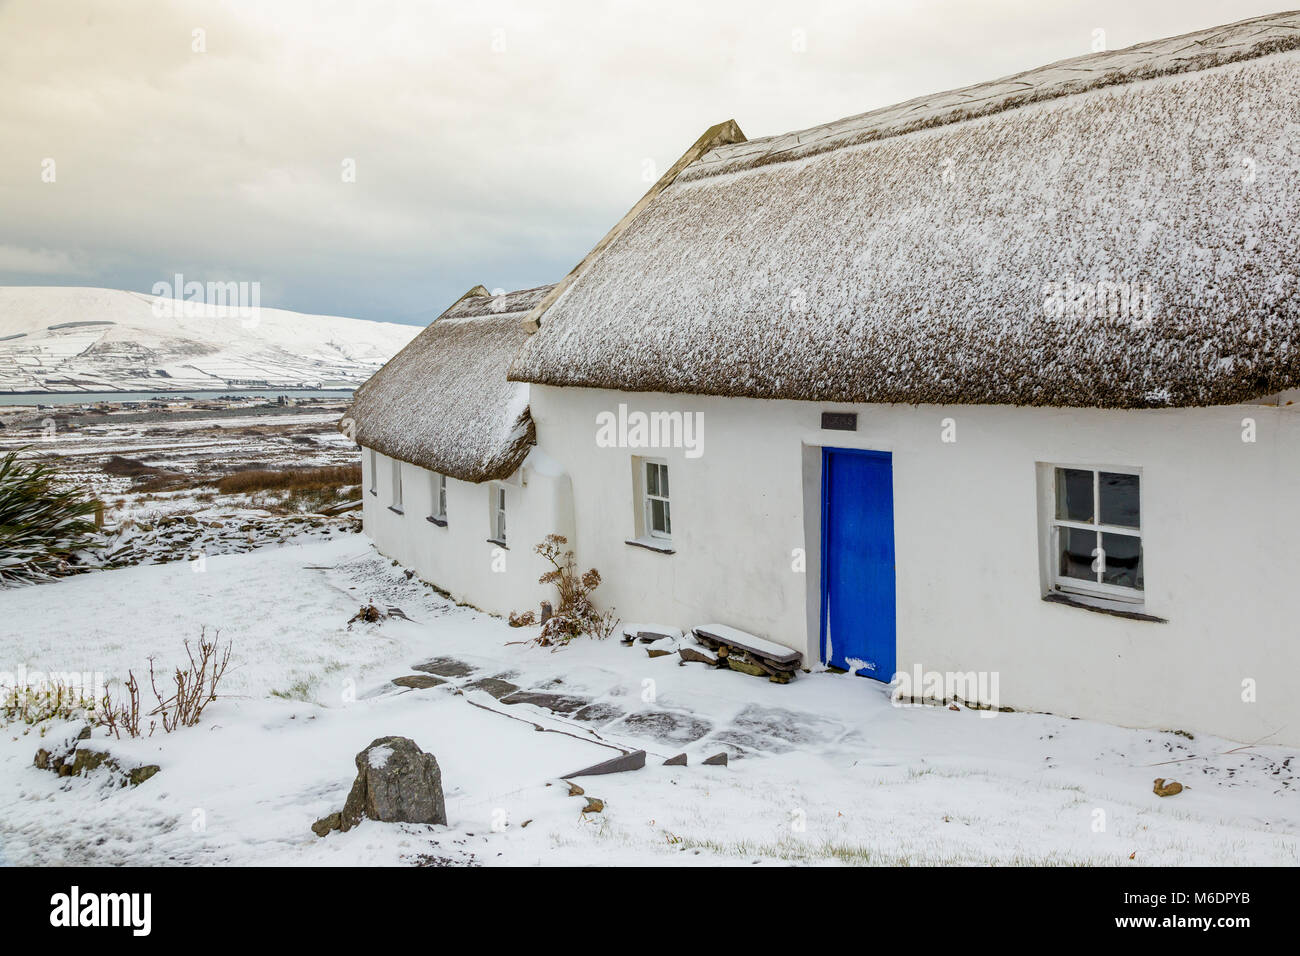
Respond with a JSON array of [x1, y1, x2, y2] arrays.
[[387, 506, 404, 515], [625, 536, 674, 555], [1043, 592, 1166, 623], [426, 516, 447, 527], [368, 489, 377, 497], [486, 538, 508, 549]]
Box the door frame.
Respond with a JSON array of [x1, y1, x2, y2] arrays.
[[818, 446, 896, 676]]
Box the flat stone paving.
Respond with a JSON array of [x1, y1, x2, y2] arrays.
[[396, 656, 846, 759], [412, 656, 478, 678], [463, 676, 520, 700]]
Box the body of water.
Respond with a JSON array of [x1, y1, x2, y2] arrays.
[[0, 389, 353, 406]]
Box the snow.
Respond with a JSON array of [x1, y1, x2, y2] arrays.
[[522, 446, 566, 478], [0, 287, 418, 393], [367, 745, 394, 770], [696, 623, 798, 661], [2, 537, 1297, 866]]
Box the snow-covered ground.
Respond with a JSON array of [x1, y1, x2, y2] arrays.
[[0, 402, 363, 570], [2, 536, 1297, 866]]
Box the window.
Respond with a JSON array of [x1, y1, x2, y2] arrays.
[[1049, 466, 1142, 603], [642, 459, 671, 539], [367, 449, 377, 496], [490, 484, 506, 544], [427, 472, 447, 525], [389, 459, 403, 513]]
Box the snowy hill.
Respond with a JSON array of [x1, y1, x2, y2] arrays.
[[0, 287, 419, 393]]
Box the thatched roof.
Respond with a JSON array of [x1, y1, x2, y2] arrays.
[[345, 284, 554, 482], [510, 12, 1300, 409]]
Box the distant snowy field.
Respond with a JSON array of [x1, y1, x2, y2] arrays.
[[1, 537, 1297, 866], [0, 286, 418, 392]]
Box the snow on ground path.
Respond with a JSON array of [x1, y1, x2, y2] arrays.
[[1, 538, 1297, 866]]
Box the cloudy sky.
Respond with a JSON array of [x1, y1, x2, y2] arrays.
[[0, 0, 1277, 325]]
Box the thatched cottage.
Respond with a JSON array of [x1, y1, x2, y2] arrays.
[[345, 283, 573, 616], [349, 11, 1300, 745]]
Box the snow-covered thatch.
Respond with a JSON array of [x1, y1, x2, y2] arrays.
[[510, 12, 1300, 408], [346, 284, 553, 482]]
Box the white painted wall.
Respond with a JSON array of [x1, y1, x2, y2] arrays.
[[529, 384, 1300, 746], [360, 448, 574, 618]]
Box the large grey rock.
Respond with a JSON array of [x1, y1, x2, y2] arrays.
[[339, 736, 446, 831]]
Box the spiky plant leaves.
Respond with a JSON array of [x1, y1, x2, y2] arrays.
[[0, 449, 101, 584]]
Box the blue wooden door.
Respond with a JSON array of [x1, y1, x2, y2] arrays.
[[820, 448, 896, 681]]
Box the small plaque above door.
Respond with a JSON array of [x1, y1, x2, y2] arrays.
[[821, 412, 858, 431]]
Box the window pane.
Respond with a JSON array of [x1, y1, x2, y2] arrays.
[[663, 501, 671, 535], [1055, 468, 1093, 522], [646, 463, 658, 497], [651, 499, 667, 534], [1058, 527, 1096, 582], [658, 464, 669, 498], [1101, 532, 1143, 590], [1099, 472, 1139, 528]]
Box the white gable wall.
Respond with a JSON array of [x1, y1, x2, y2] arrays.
[[529, 383, 1300, 746], [360, 448, 573, 618]]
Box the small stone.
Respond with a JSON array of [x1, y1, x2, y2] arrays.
[[702, 752, 728, 767], [70, 748, 114, 776], [726, 657, 767, 678], [311, 812, 342, 837], [1153, 777, 1183, 797], [567, 782, 585, 797], [678, 646, 717, 666], [582, 797, 604, 814], [663, 753, 688, 766], [128, 765, 160, 787], [646, 648, 672, 658]]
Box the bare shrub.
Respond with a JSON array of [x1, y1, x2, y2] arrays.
[[515, 534, 618, 648], [101, 630, 232, 738], [215, 465, 360, 496]]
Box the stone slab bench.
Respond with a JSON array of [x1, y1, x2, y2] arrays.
[[691, 623, 802, 682]]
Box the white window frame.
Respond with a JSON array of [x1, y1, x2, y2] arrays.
[[641, 458, 671, 540], [389, 459, 403, 513], [1047, 464, 1143, 606], [367, 449, 377, 496], [428, 472, 447, 524], [490, 484, 506, 544]]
